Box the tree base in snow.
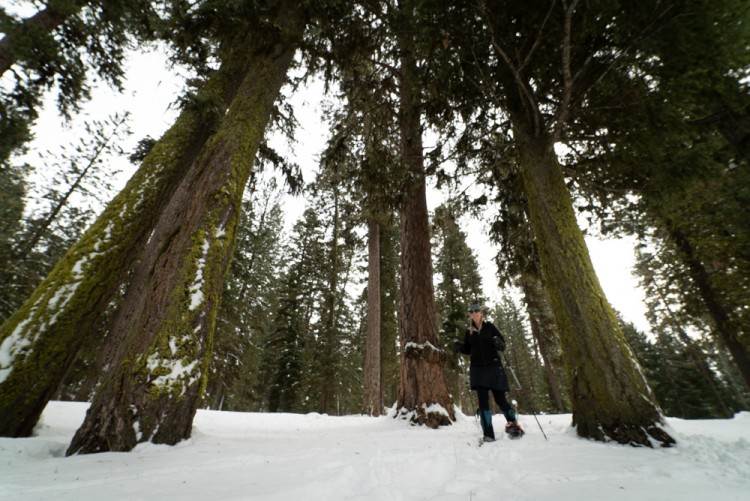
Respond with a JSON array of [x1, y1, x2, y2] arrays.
[[579, 420, 676, 448], [395, 406, 454, 428]]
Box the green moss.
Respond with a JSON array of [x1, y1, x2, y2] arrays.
[[519, 144, 670, 445], [0, 87, 222, 436]]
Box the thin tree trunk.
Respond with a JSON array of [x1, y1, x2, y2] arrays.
[[8, 114, 128, 269], [394, 37, 454, 428], [518, 272, 567, 412], [363, 218, 383, 416], [665, 221, 750, 390], [518, 136, 674, 446], [66, 9, 306, 454], [655, 285, 733, 417], [319, 191, 340, 414]]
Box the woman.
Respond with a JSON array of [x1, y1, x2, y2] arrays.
[[453, 304, 523, 442]]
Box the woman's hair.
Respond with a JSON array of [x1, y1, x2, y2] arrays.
[[471, 317, 482, 332]]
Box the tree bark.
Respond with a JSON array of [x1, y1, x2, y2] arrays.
[[518, 137, 674, 446], [0, 54, 250, 437], [394, 40, 454, 428], [363, 218, 383, 416], [66, 9, 306, 454]]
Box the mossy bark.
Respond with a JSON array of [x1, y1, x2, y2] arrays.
[[518, 137, 674, 446], [66, 7, 306, 455], [0, 58, 252, 436], [395, 40, 455, 428]]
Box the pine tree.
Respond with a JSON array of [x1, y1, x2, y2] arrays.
[[0, 163, 27, 318], [493, 297, 551, 414], [431, 203, 485, 415], [0, 113, 130, 324], [393, 1, 454, 427], [410, 0, 750, 445], [302, 174, 363, 415], [0, 32, 260, 438], [265, 207, 327, 413]]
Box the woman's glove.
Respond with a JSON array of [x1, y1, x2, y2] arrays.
[[452, 341, 463, 352], [493, 336, 505, 352]]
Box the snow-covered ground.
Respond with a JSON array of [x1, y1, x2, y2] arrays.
[[1, 401, 748, 500]]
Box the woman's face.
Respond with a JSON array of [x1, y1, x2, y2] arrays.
[[470, 310, 482, 323]]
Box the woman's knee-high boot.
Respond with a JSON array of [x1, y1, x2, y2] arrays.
[[479, 409, 495, 441]]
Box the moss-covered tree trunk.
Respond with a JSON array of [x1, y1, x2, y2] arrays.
[[518, 136, 674, 446], [0, 54, 255, 437], [66, 10, 306, 455], [394, 40, 454, 428]]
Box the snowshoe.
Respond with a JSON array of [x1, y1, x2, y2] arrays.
[[505, 421, 525, 440]]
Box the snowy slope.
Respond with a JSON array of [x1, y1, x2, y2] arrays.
[[1, 401, 748, 500]]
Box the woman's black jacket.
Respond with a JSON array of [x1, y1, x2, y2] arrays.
[[454, 320, 509, 392]]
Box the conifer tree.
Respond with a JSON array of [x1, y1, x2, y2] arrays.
[[0, 19, 271, 437], [0, 0, 161, 164], [301, 173, 362, 415], [392, 1, 454, 427], [265, 207, 328, 413], [0, 113, 130, 323], [493, 297, 550, 414], [431, 203, 485, 414], [0, 164, 26, 317], [420, 0, 717, 445]]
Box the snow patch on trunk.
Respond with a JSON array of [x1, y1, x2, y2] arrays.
[[188, 238, 210, 311]]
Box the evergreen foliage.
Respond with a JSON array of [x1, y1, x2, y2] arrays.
[[0, 113, 129, 322], [0, 0, 163, 164], [492, 297, 553, 415], [204, 178, 285, 411], [620, 317, 749, 419]]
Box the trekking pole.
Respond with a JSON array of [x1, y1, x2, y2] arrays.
[[502, 352, 548, 441], [458, 354, 479, 424]]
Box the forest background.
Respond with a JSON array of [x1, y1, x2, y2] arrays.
[[1, 0, 749, 454]]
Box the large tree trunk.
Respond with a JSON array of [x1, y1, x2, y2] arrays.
[[394, 41, 454, 428], [0, 53, 253, 437], [363, 218, 383, 416], [518, 137, 674, 446], [66, 9, 306, 455]]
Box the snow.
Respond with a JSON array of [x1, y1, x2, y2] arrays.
[[188, 238, 210, 311], [1, 402, 749, 501]]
